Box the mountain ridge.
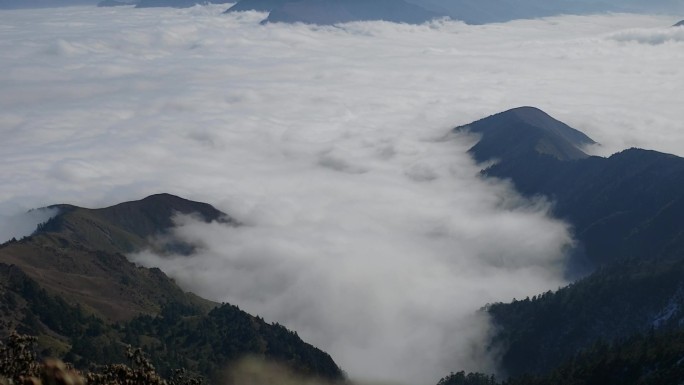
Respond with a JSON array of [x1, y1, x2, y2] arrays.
[[225, 0, 444, 25], [225, 0, 684, 25], [0, 193, 343, 381], [455, 106, 595, 163], [448, 107, 684, 379]]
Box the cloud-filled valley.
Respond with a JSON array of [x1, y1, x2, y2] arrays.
[[1, 5, 683, 384]]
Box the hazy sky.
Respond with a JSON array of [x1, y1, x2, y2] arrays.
[[1, 5, 683, 384]]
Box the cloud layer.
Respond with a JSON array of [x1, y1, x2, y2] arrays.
[[1, 5, 683, 384]]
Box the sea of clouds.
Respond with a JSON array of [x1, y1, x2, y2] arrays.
[[1, 4, 683, 384]]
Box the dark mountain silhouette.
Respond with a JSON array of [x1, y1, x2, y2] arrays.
[[459, 106, 594, 163], [135, 0, 229, 8], [264, 0, 442, 25], [486, 258, 684, 377], [97, 0, 137, 6], [455, 107, 684, 271], [225, 0, 444, 25], [224, 0, 289, 13], [0, 0, 96, 8], [0, 194, 342, 381], [39, 193, 233, 254], [0, 193, 228, 321], [675, 20, 684, 27], [436, 324, 684, 385]]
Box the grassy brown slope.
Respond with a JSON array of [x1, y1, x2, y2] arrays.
[[0, 194, 226, 321]]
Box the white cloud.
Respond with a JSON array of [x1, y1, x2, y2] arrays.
[[1, 5, 683, 384]]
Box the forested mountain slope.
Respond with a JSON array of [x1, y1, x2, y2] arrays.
[[455, 107, 684, 270], [0, 194, 343, 381]]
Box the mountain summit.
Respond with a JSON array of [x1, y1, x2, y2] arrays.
[[42, 193, 232, 254], [450, 108, 684, 380], [455, 106, 595, 163]]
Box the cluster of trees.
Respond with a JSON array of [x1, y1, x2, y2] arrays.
[[486, 259, 684, 377], [437, 371, 497, 385]]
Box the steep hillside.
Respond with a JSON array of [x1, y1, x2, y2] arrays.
[[97, 0, 137, 6], [455, 108, 684, 270], [437, 326, 684, 385], [38, 193, 233, 254], [224, 0, 289, 12], [408, 0, 684, 24], [226, 0, 684, 24], [0, 194, 343, 381], [226, 0, 443, 24]]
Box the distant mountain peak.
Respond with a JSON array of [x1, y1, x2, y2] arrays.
[[454, 106, 596, 163], [675, 20, 684, 27], [224, 0, 289, 13]]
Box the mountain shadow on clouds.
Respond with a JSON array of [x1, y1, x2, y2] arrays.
[[455, 107, 684, 273]]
